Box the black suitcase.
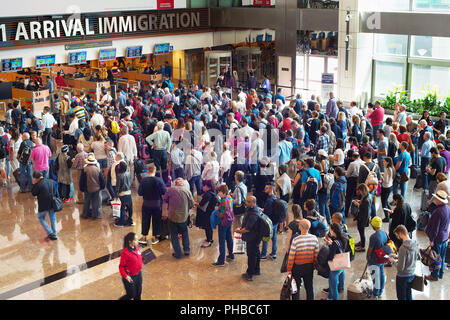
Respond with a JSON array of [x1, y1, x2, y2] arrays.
[[410, 165, 420, 179], [414, 174, 424, 189]]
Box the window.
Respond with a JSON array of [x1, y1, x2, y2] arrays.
[[411, 36, 450, 59], [372, 0, 411, 11], [410, 64, 450, 100], [375, 34, 408, 56], [308, 56, 325, 82], [414, 0, 450, 10], [373, 61, 406, 97], [295, 55, 305, 90]]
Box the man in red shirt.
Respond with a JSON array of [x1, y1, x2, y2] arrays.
[[366, 101, 384, 143], [55, 72, 67, 87]]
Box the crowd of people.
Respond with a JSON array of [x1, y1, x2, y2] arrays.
[[3, 70, 450, 300]]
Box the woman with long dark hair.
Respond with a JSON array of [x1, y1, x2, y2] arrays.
[[353, 183, 372, 252], [381, 157, 395, 222], [324, 222, 348, 300], [119, 232, 143, 300], [387, 194, 412, 249]]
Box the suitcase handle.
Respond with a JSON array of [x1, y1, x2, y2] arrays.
[[360, 260, 369, 282]]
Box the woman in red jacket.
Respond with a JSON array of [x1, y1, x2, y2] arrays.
[[119, 232, 143, 300]]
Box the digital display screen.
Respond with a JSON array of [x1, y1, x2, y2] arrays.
[[154, 43, 170, 55], [36, 55, 55, 69], [2, 58, 23, 72], [68, 51, 87, 65], [126, 46, 143, 59], [99, 48, 116, 61]]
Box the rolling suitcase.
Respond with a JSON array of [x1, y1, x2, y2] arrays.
[[347, 261, 373, 300], [410, 165, 420, 179], [420, 190, 428, 211]]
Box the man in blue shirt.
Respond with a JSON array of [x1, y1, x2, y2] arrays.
[[273, 88, 285, 105], [277, 131, 293, 165], [393, 141, 411, 198], [300, 158, 323, 204], [45, 76, 54, 94], [261, 74, 271, 91], [326, 92, 338, 119], [367, 216, 388, 299], [420, 131, 433, 190], [261, 182, 278, 260], [294, 93, 303, 115]]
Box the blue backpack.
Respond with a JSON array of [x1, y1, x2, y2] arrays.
[[330, 181, 345, 209]]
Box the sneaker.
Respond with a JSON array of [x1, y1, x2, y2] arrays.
[[226, 255, 235, 261], [138, 237, 148, 245], [382, 217, 390, 223], [184, 252, 190, 256], [114, 222, 124, 227], [322, 288, 329, 293], [241, 273, 253, 281], [127, 221, 136, 226], [151, 238, 160, 245], [212, 262, 225, 267], [269, 254, 277, 260], [172, 253, 182, 259], [260, 255, 267, 260], [47, 234, 58, 241]]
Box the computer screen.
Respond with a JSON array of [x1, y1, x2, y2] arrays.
[[126, 46, 143, 59], [154, 43, 170, 55], [99, 48, 117, 62], [2, 58, 23, 72], [68, 51, 87, 65], [36, 55, 56, 69]]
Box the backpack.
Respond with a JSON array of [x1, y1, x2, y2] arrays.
[[317, 245, 330, 278], [330, 180, 345, 209], [110, 120, 120, 134], [133, 130, 145, 152], [33, 118, 43, 132], [373, 231, 394, 264], [19, 143, 32, 165], [353, 125, 362, 143], [322, 172, 334, 194], [417, 211, 430, 231], [257, 210, 274, 242], [272, 198, 288, 223], [303, 169, 319, 200], [0, 136, 8, 159], [362, 163, 378, 192]]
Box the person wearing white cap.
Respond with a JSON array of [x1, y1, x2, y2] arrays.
[[425, 190, 450, 281]]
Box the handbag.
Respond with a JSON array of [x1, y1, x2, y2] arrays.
[[328, 240, 351, 271], [280, 274, 293, 300], [141, 248, 156, 264], [280, 252, 289, 273], [51, 197, 63, 212], [232, 232, 246, 254], [411, 262, 425, 292], [111, 198, 121, 219], [400, 171, 409, 183]]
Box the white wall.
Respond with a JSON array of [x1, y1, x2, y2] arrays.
[[1, 32, 213, 68], [1, 0, 186, 18]]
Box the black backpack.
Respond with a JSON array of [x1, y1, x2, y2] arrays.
[[303, 169, 319, 200], [19, 143, 32, 165], [272, 198, 288, 223], [0, 136, 8, 159]]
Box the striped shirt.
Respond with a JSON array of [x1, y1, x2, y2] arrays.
[[287, 234, 319, 272]]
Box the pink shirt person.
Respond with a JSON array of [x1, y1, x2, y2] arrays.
[[30, 143, 51, 171]]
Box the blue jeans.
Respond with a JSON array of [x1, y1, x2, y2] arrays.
[[421, 157, 430, 190], [189, 175, 202, 197], [372, 264, 385, 297], [431, 241, 447, 279], [393, 179, 407, 198], [38, 210, 57, 237], [396, 275, 414, 300], [19, 163, 33, 191], [39, 169, 49, 179], [373, 125, 382, 143], [318, 192, 330, 223], [328, 269, 345, 300], [261, 223, 278, 257], [217, 224, 234, 264], [168, 219, 190, 258]]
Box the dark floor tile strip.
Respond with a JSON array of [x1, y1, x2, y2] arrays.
[[0, 250, 122, 300]]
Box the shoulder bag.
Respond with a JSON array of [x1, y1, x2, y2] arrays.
[[51, 182, 63, 212], [328, 240, 351, 271]]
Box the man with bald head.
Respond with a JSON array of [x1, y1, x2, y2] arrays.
[[236, 196, 262, 281], [286, 218, 319, 300]]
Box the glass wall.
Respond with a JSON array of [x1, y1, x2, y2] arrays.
[[372, 33, 450, 101]]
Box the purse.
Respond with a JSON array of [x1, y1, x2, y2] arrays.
[[141, 248, 156, 264], [411, 262, 425, 292], [400, 171, 409, 183], [328, 240, 351, 271], [280, 252, 289, 273], [280, 274, 293, 300]]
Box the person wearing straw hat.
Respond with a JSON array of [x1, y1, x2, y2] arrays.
[[425, 190, 450, 281], [79, 153, 105, 220]]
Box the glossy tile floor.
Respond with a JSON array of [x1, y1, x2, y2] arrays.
[[0, 174, 448, 300]]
